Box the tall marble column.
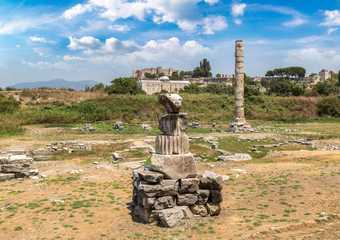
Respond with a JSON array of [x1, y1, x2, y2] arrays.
[[229, 40, 253, 132]]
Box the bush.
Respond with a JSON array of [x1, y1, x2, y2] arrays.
[[107, 77, 145, 95], [0, 95, 20, 113], [317, 96, 340, 117]]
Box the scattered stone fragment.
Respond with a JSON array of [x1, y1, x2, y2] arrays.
[[141, 123, 152, 131], [80, 123, 96, 133], [0, 173, 15, 181], [113, 121, 124, 131], [206, 203, 221, 216], [218, 153, 252, 161], [190, 122, 201, 128], [112, 152, 123, 162], [190, 205, 208, 217]]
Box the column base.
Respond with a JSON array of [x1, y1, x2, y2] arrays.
[[228, 121, 255, 133]]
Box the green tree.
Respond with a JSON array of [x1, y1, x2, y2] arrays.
[[313, 81, 338, 96], [170, 71, 180, 80], [107, 77, 145, 95], [337, 70, 340, 86], [265, 67, 306, 79], [192, 58, 212, 78]]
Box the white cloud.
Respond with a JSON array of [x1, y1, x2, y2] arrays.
[[63, 55, 85, 62], [327, 27, 338, 35], [29, 36, 53, 44], [286, 47, 340, 71], [63, 3, 93, 20], [202, 16, 228, 35], [63, 0, 226, 34], [204, 0, 219, 5], [251, 4, 307, 27], [109, 24, 131, 32], [68, 36, 102, 50], [282, 17, 306, 27], [231, 3, 247, 17], [0, 19, 38, 35], [321, 10, 340, 27]]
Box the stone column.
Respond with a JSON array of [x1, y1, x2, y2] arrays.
[[229, 40, 253, 132]]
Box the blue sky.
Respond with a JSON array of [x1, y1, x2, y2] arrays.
[[0, 0, 340, 86]]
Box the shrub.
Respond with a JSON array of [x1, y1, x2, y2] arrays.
[[317, 96, 340, 117], [0, 95, 20, 113]]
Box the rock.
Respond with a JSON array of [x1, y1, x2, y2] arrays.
[[178, 178, 199, 194], [190, 205, 208, 217], [133, 205, 155, 224], [155, 207, 185, 228], [197, 190, 210, 204], [177, 194, 198, 206], [80, 123, 96, 132], [113, 121, 124, 131], [159, 94, 182, 113], [112, 152, 123, 162], [150, 154, 197, 180], [199, 171, 223, 190], [190, 122, 201, 129], [141, 123, 152, 131], [218, 153, 252, 161], [0, 173, 15, 181], [210, 190, 223, 204], [154, 196, 176, 210], [136, 195, 156, 209], [138, 170, 164, 184], [206, 203, 221, 216], [138, 180, 178, 197]]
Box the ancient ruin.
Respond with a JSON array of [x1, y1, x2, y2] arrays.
[[229, 40, 254, 132], [132, 94, 223, 227], [0, 150, 38, 181]]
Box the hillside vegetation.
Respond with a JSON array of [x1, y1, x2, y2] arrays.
[[0, 92, 339, 136]]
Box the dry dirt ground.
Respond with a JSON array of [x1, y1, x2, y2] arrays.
[[0, 123, 340, 240]]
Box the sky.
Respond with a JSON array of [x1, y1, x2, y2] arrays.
[[0, 0, 340, 86]]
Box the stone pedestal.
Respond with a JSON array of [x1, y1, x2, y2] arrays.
[[150, 154, 196, 179]]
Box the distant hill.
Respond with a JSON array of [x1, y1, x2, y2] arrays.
[[10, 79, 97, 91]]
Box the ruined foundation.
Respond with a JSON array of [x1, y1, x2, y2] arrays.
[[229, 40, 254, 133], [131, 94, 223, 227]]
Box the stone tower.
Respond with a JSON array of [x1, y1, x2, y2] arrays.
[[229, 40, 253, 132]]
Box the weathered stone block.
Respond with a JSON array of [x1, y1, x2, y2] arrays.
[[190, 205, 208, 217], [0, 164, 30, 173], [206, 203, 221, 216], [150, 154, 196, 179], [138, 180, 178, 197], [154, 196, 176, 210], [199, 171, 223, 190], [137, 170, 164, 184], [0, 173, 15, 181], [209, 190, 223, 204], [154, 206, 185, 228], [178, 178, 199, 194], [197, 189, 210, 204], [133, 205, 155, 223], [177, 194, 198, 206]]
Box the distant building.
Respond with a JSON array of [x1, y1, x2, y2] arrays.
[[319, 69, 332, 82], [133, 67, 177, 80], [139, 79, 190, 95]]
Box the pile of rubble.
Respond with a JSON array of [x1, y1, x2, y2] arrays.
[[32, 141, 92, 161], [0, 150, 38, 181], [132, 169, 222, 227]]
